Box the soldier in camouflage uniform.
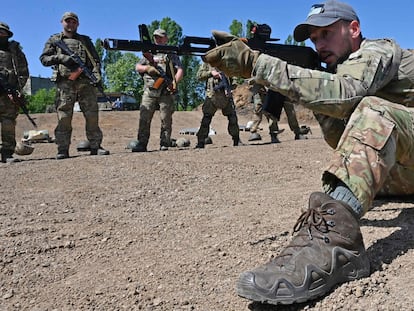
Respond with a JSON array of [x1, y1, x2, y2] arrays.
[[248, 84, 308, 143], [204, 0, 414, 305], [195, 62, 242, 148], [40, 12, 109, 160], [0, 22, 29, 163], [133, 29, 184, 152]]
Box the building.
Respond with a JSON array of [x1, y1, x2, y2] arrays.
[[23, 76, 54, 95]]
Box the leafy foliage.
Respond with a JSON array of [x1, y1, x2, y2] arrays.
[[105, 52, 143, 100], [26, 88, 56, 113]]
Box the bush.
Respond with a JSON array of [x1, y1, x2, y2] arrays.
[[26, 88, 57, 113]]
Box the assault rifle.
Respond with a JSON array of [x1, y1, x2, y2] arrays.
[[103, 24, 320, 117], [213, 71, 233, 98], [53, 40, 114, 105], [0, 74, 37, 128]]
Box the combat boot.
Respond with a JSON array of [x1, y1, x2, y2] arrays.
[[270, 133, 280, 144], [236, 192, 370, 305], [131, 143, 147, 152], [1, 151, 20, 163], [56, 148, 69, 160], [195, 138, 205, 149], [90, 146, 110, 155], [233, 137, 245, 146]]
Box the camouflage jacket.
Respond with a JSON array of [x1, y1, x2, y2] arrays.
[[39, 32, 101, 83], [0, 40, 29, 90], [139, 52, 182, 91], [197, 62, 230, 98]]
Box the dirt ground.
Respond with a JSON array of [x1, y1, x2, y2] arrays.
[[1, 103, 414, 311]]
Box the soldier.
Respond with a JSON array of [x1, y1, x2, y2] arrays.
[[195, 62, 242, 148], [132, 28, 184, 152], [204, 0, 414, 305], [40, 12, 109, 159], [247, 83, 281, 143], [249, 85, 309, 143], [0, 22, 29, 163]]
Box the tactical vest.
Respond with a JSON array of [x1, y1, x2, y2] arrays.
[[0, 41, 25, 88], [56, 37, 88, 79]]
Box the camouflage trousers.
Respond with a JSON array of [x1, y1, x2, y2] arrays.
[[0, 95, 18, 153], [55, 79, 103, 149], [250, 91, 279, 135], [323, 96, 414, 215], [138, 90, 175, 147], [196, 93, 239, 140]]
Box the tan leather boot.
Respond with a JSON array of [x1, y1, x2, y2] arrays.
[[236, 192, 370, 305]]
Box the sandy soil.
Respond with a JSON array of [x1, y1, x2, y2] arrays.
[[1, 106, 413, 311]]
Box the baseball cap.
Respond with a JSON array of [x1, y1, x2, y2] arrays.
[[153, 29, 167, 37], [0, 22, 13, 37], [294, 0, 359, 42], [61, 12, 79, 23]]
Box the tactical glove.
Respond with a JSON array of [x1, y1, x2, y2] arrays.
[[203, 31, 260, 78], [146, 65, 161, 76]]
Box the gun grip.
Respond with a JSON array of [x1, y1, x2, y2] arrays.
[[153, 77, 165, 89], [68, 67, 83, 81]]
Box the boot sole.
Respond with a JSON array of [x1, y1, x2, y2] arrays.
[[236, 246, 370, 305]]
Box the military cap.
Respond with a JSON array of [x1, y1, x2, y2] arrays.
[[0, 22, 13, 37], [153, 29, 167, 37], [61, 12, 79, 22], [294, 0, 359, 42]]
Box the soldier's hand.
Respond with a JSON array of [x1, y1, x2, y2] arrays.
[[203, 31, 260, 78], [58, 55, 77, 67], [146, 65, 161, 76]]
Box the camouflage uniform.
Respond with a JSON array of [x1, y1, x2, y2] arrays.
[[248, 83, 279, 136], [196, 62, 240, 145], [253, 38, 414, 214], [137, 53, 182, 149], [0, 27, 29, 160], [39, 32, 104, 151]]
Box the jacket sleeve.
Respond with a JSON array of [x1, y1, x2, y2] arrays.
[[197, 62, 212, 81], [253, 39, 402, 119], [39, 35, 60, 67]]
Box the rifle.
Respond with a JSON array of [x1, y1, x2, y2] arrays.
[[0, 74, 37, 128], [53, 40, 114, 105], [213, 71, 233, 98], [137, 25, 177, 94], [103, 24, 321, 117]]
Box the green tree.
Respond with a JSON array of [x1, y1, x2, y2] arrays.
[[105, 52, 143, 100], [229, 20, 243, 37], [285, 34, 306, 46], [26, 88, 57, 113], [96, 38, 122, 88], [177, 55, 203, 110]]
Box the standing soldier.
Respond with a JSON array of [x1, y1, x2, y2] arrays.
[[195, 62, 242, 148], [39, 12, 109, 159], [132, 28, 184, 152], [0, 22, 29, 163]]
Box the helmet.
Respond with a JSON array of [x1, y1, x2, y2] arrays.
[[126, 140, 140, 149], [15, 142, 34, 155], [76, 140, 91, 151], [176, 137, 190, 148], [204, 136, 213, 145]]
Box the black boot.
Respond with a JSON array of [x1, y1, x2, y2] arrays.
[[1, 151, 20, 163], [236, 192, 370, 305], [195, 138, 205, 149], [56, 148, 69, 160], [270, 133, 280, 143], [233, 137, 245, 146], [90, 146, 110, 155]]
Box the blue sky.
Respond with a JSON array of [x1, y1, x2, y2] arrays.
[[4, 1, 414, 78]]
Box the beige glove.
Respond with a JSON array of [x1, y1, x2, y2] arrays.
[[146, 65, 161, 76], [203, 31, 260, 78]]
